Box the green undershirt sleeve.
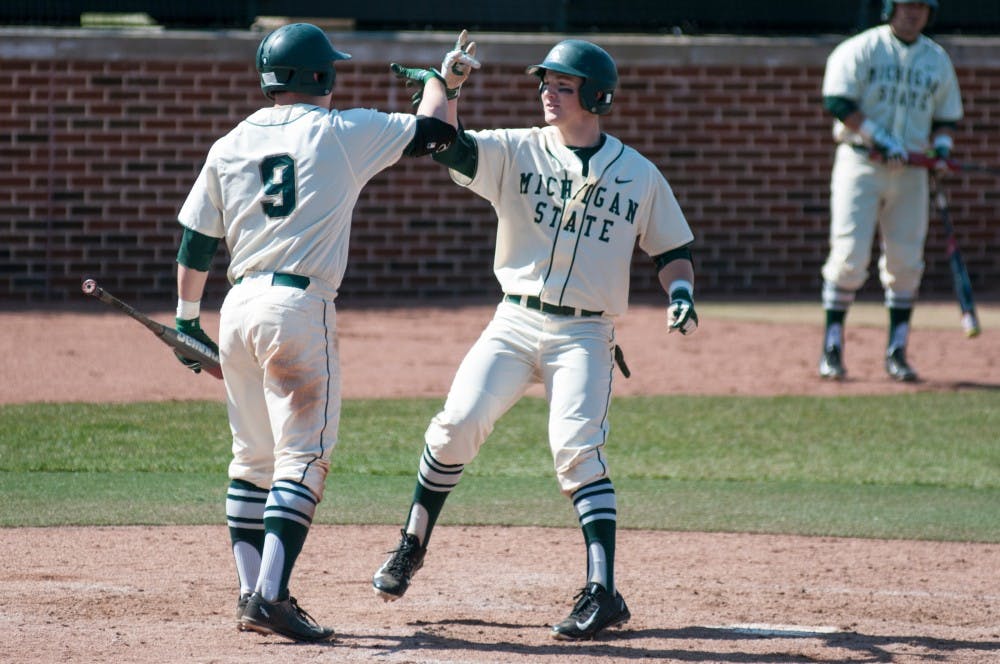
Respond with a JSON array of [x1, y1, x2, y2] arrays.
[[432, 128, 477, 180], [823, 95, 858, 121], [177, 227, 220, 271], [653, 244, 693, 273]]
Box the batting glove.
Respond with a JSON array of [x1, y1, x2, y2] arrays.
[[667, 288, 699, 335], [390, 63, 456, 107], [859, 119, 907, 166], [440, 29, 480, 92], [932, 133, 954, 176], [174, 316, 218, 374]]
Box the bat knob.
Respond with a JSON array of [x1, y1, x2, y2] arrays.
[[962, 312, 981, 338], [81, 278, 97, 295]]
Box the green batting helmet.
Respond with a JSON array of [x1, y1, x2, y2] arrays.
[[526, 40, 618, 116], [882, 0, 939, 23], [255, 23, 351, 99]]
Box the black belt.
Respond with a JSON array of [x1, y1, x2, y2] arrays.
[[235, 272, 310, 289], [504, 294, 603, 317]]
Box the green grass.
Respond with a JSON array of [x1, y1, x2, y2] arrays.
[[1, 393, 998, 541]]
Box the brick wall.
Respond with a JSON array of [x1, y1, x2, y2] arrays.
[[1, 28, 998, 307]]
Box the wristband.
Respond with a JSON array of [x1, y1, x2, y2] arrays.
[[425, 68, 461, 99], [933, 133, 953, 153], [668, 280, 694, 300], [177, 298, 200, 320]]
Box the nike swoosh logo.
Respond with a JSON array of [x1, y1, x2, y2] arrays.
[[614, 177, 632, 184], [575, 612, 599, 631]]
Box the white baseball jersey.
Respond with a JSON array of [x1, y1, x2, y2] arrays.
[[823, 25, 963, 151], [179, 104, 416, 289], [450, 125, 693, 316], [178, 102, 416, 500]]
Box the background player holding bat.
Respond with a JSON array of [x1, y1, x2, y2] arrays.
[[173, 22, 458, 641], [819, 0, 963, 382], [374, 35, 698, 640]]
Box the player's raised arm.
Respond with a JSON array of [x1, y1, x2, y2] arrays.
[[390, 30, 481, 174]]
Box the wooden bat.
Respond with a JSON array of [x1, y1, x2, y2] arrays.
[[81, 278, 223, 378], [928, 180, 981, 338]]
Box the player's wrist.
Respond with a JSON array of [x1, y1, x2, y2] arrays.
[[177, 298, 200, 320], [428, 68, 461, 98], [668, 280, 694, 302], [933, 133, 953, 159], [858, 118, 879, 143]]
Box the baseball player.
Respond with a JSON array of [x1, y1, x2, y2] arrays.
[[373, 37, 698, 640], [172, 23, 461, 641], [819, 0, 963, 381]]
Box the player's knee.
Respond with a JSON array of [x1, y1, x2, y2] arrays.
[[273, 456, 328, 502], [424, 413, 491, 465], [554, 448, 609, 496], [822, 263, 867, 292]]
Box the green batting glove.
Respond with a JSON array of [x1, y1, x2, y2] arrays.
[[390, 63, 459, 106], [667, 289, 699, 335], [390, 63, 445, 86], [174, 316, 218, 374]]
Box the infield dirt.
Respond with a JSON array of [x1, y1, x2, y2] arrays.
[[2, 301, 998, 663]]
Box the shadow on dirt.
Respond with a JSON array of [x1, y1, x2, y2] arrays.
[[337, 620, 1000, 662]]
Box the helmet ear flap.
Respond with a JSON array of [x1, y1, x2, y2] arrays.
[[255, 22, 349, 99], [527, 40, 617, 116]]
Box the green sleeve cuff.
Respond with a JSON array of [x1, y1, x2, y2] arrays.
[[653, 244, 693, 272], [177, 227, 220, 271], [432, 128, 477, 179], [823, 96, 858, 121]]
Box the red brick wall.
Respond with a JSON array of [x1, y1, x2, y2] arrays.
[[1, 30, 997, 307]]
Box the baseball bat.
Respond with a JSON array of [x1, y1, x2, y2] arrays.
[[928, 180, 981, 338], [906, 151, 1000, 176], [81, 278, 224, 378]]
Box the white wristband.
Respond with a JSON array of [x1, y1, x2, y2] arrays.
[[933, 133, 954, 151], [668, 280, 694, 299], [177, 298, 200, 320]]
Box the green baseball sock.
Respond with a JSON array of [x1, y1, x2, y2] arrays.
[[572, 479, 618, 594], [888, 307, 913, 351], [257, 480, 317, 601], [824, 309, 846, 349], [582, 518, 616, 595], [226, 479, 267, 595], [406, 483, 450, 546], [406, 445, 463, 546]]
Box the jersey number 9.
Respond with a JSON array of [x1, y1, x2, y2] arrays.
[[259, 154, 297, 218]]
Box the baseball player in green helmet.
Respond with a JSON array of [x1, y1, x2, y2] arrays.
[[375, 35, 697, 640], [172, 22, 460, 642], [819, 0, 962, 381]]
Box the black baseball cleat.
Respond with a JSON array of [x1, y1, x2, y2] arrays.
[[239, 592, 334, 642], [885, 347, 918, 382], [236, 591, 251, 630], [819, 345, 846, 380], [551, 582, 631, 641], [372, 529, 426, 602]]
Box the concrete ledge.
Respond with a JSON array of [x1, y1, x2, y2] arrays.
[[2, 27, 998, 67]]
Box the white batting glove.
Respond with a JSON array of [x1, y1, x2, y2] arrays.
[[667, 287, 698, 335], [859, 119, 907, 167], [440, 29, 481, 93]]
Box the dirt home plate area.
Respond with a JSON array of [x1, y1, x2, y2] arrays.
[[1, 301, 998, 663]]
